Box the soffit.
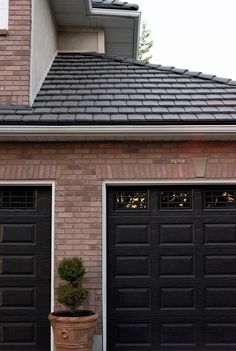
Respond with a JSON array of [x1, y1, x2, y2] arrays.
[[50, 0, 139, 57]]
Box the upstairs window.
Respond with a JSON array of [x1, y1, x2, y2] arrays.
[[0, 0, 8, 30]]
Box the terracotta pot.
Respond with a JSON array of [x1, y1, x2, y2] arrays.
[[49, 311, 98, 351]]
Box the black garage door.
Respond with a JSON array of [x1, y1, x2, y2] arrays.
[[0, 187, 51, 351], [107, 186, 236, 351]]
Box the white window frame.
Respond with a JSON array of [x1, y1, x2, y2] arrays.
[[0, 0, 9, 30]]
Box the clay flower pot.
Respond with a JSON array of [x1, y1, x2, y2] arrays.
[[49, 258, 98, 351], [49, 311, 98, 351]]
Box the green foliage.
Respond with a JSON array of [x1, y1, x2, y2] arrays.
[[57, 257, 88, 313], [138, 20, 153, 63], [58, 257, 85, 283], [57, 283, 88, 312]]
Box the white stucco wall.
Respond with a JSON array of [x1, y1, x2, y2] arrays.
[[58, 27, 105, 53], [30, 0, 57, 105]]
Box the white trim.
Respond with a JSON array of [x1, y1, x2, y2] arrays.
[[102, 182, 107, 351], [0, 180, 55, 351], [89, 7, 140, 17], [2, 124, 236, 142], [50, 181, 55, 351], [102, 178, 236, 351], [0, 0, 9, 29]]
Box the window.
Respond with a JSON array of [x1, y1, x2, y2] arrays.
[[115, 191, 148, 210], [160, 191, 191, 209], [0, 0, 8, 30], [204, 191, 236, 209], [0, 189, 36, 209]]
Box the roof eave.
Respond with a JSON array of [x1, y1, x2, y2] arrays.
[[85, 0, 141, 58], [0, 125, 236, 141]]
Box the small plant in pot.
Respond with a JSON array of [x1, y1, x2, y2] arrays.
[[49, 257, 98, 351]]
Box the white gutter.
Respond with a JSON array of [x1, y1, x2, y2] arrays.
[[89, 8, 140, 17], [0, 125, 236, 141]]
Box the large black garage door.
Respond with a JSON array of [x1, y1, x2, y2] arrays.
[[107, 186, 236, 351], [0, 187, 51, 351]]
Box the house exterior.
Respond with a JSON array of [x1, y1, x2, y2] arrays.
[[1, 1, 236, 351]]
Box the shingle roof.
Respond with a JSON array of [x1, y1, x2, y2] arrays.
[[92, 0, 139, 11], [1, 52, 236, 125]]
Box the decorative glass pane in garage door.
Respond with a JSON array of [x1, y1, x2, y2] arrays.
[[160, 190, 191, 208], [204, 191, 236, 208], [0, 189, 35, 208], [115, 190, 148, 209]]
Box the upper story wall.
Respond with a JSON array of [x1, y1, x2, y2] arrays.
[[0, 0, 139, 107], [0, 0, 31, 105]]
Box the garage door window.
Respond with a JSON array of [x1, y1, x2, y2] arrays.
[[0, 189, 36, 209], [160, 191, 191, 209], [204, 191, 236, 208], [116, 191, 148, 210]]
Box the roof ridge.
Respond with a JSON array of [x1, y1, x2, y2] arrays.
[[72, 52, 236, 87]]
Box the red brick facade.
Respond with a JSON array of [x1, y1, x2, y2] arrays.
[[0, 0, 31, 105], [0, 140, 234, 325]]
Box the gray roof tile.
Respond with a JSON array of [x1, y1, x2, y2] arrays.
[[111, 114, 128, 121], [1, 52, 236, 125], [75, 114, 93, 122], [58, 114, 76, 122]]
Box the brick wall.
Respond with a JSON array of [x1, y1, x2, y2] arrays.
[[0, 0, 31, 105], [0, 140, 235, 328]]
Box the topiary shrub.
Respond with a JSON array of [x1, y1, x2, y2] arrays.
[[56, 257, 88, 314]]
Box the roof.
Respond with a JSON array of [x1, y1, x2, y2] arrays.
[[92, 0, 139, 11], [1, 52, 236, 125]]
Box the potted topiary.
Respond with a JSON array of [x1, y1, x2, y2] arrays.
[[48, 257, 98, 351]]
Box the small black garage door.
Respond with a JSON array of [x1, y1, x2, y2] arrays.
[[107, 186, 236, 351], [0, 187, 51, 351]]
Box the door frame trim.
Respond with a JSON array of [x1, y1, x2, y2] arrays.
[[0, 180, 55, 351], [102, 179, 236, 351]]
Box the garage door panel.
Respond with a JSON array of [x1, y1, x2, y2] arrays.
[[114, 288, 151, 311], [160, 287, 195, 310], [204, 224, 236, 244], [205, 323, 236, 345], [0, 287, 35, 308], [0, 322, 36, 344], [0, 224, 36, 244], [108, 186, 236, 350], [160, 255, 195, 276], [205, 288, 236, 309], [115, 256, 150, 277], [0, 187, 51, 351], [161, 322, 196, 345], [0, 255, 35, 275], [110, 320, 152, 349], [114, 224, 150, 246], [205, 255, 236, 276], [159, 224, 194, 245]]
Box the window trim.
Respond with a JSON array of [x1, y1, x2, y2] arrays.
[[0, 0, 9, 30]]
